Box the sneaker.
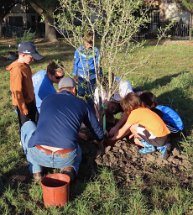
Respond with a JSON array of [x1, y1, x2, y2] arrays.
[[139, 145, 156, 155], [157, 143, 171, 158]]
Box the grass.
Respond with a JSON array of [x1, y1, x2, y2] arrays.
[[0, 38, 193, 214]]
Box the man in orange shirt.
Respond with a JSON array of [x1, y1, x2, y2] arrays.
[[6, 41, 43, 129], [109, 93, 171, 158]]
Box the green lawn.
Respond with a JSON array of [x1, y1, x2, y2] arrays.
[[0, 39, 192, 215]]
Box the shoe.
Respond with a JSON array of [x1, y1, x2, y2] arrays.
[[60, 166, 76, 181], [157, 143, 171, 158], [139, 145, 156, 155], [33, 172, 42, 183]]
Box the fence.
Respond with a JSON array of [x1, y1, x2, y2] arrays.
[[148, 9, 190, 39]]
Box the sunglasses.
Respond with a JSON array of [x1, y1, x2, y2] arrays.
[[55, 75, 64, 80]]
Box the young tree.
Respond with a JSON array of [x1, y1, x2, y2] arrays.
[[54, 0, 170, 129], [55, 0, 149, 97]]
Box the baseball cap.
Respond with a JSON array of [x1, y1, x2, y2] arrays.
[[18, 41, 43, 61], [58, 77, 76, 90]]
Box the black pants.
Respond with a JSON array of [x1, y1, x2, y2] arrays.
[[16, 101, 39, 129]]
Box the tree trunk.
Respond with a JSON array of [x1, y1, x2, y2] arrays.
[[0, 21, 2, 37], [189, 13, 192, 41], [44, 14, 58, 42], [29, 1, 57, 42]]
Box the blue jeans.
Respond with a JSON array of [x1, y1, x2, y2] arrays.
[[21, 121, 82, 174], [77, 77, 96, 98], [77, 77, 96, 111]]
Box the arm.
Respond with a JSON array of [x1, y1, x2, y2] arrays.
[[109, 112, 128, 137], [38, 78, 56, 100], [72, 49, 80, 78], [111, 119, 131, 141], [83, 104, 104, 141], [11, 70, 28, 115], [95, 48, 103, 76]]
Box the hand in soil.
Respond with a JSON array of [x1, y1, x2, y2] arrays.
[[95, 140, 105, 157]]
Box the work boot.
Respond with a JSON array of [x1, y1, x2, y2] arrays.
[[139, 145, 156, 155], [33, 172, 42, 183], [60, 166, 76, 181], [157, 143, 171, 159]]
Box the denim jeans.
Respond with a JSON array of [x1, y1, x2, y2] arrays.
[[21, 121, 82, 174], [77, 77, 96, 111], [77, 77, 96, 98], [16, 100, 39, 129]]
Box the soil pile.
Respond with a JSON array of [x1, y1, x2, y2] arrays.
[[94, 139, 193, 187]]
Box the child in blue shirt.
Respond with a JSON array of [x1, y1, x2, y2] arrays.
[[140, 91, 184, 134], [72, 31, 102, 102]]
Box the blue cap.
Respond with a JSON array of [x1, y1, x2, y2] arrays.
[[18, 41, 43, 61]]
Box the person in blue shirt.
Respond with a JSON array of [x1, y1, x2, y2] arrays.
[[72, 31, 102, 103], [140, 91, 184, 133], [32, 61, 64, 113], [21, 77, 104, 182]]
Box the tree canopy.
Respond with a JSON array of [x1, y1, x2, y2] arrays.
[[177, 0, 193, 12]]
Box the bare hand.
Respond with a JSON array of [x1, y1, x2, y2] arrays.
[[23, 111, 28, 116], [73, 76, 78, 83]]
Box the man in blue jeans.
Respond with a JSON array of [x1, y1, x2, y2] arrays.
[[21, 77, 104, 182]]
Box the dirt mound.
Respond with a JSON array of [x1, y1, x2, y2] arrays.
[[95, 139, 193, 187]]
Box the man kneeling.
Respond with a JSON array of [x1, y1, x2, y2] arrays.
[[21, 77, 104, 182]]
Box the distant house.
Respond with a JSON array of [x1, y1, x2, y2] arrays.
[[144, 0, 191, 38], [3, 2, 44, 37]]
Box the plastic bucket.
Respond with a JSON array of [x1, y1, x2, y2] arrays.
[[41, 173, 71, 207]]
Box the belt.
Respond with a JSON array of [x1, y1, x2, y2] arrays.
[[35, 145, 74, 156]]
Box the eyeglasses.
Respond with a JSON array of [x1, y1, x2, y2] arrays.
[[55, 75, 64, 80]]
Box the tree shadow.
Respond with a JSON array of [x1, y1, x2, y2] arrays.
[[0, 161, 29, 197], [142, 71, 189, 91], [70, 139, 100, 201]]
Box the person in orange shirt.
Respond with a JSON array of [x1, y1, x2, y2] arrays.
[[6, 41, 43, 129], [109, 92, 171, 157]]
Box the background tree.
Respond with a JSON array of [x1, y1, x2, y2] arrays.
[[0, 0, 20, 36], [176, 0, 193, 40], [27, 0, 58, 42]]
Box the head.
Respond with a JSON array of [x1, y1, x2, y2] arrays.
[[120, 92, 142, 114], [139, 91, 157, 108], [83, 31, 93, 49], [58, 77, 77, 95], [47, 61, 64, 83], [17, 41, 43, 64]]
